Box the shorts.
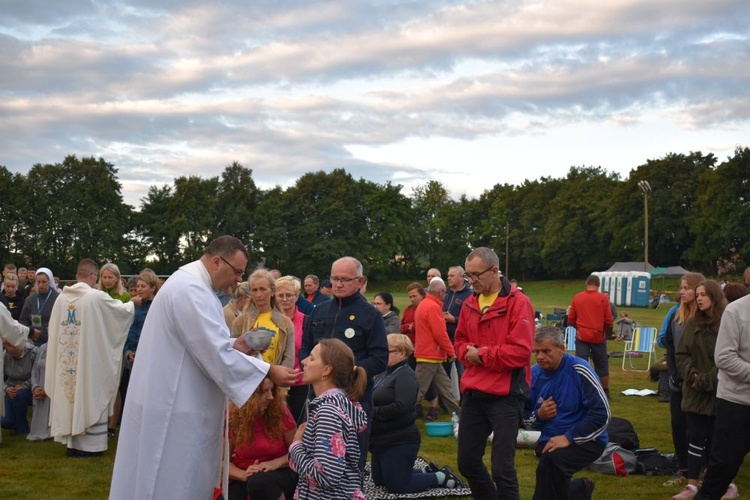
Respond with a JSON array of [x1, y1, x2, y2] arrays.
[[575, 339, 608, 376]]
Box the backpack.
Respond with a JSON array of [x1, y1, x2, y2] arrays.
[[607, 416, 640, 450], [587, 443, 638, 476], [634, 448, 679, 476]]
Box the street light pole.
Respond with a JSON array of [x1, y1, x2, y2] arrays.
[[637, 180, 652, 272]]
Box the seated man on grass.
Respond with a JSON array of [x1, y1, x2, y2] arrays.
[[525, 326, 611, 500]]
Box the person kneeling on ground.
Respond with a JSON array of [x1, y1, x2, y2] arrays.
[[370, 333, 465, 493], [525, 326, 611, 500]]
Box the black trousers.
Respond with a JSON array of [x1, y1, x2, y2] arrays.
[[532, 440, 604, 500], [227, 468, 298, 500], [457, 390, 524, 500], [696, 398, 750, 500], [670, 388, 689, 471]]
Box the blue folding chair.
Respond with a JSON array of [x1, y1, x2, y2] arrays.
[[564, 326, 576, 351], [622, 326, 657, 371]]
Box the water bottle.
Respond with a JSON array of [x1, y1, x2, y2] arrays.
[[451, 412, 459, 438]]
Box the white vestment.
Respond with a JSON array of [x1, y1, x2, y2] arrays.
[[110, 261, 269, 500], [44, 283, 134, 447], [0, 302, 30, 441]]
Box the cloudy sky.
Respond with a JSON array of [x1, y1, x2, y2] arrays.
[[2, 0, 748, 208]]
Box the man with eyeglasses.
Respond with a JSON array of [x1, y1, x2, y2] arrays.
[[45, 258, 136, 458], [454, 247, 535, 500], [111, 236, 299, 500], [299, 256, 388, 472]]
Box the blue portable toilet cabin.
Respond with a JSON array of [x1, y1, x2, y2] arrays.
[[592, 271, 651, 307]]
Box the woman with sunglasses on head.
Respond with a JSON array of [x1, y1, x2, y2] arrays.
[[290, 339, 368, 499], [231, 269, 295, 369]]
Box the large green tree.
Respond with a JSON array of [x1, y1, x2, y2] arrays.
[[19, 156, 132, 275], [540, 167, 620, 277], [688, 147, 750, 273]]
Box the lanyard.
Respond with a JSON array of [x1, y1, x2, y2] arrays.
[[36, 290, 52, 314], [374, 363, 407, 391]]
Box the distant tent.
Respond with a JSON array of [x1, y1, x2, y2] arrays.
[[650, 266, 689, 279], [605, 262, 654, 273]]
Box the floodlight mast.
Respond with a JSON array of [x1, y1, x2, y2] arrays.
[[637, 180, 652, 272]]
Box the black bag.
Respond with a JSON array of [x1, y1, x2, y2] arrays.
[[607, 416, 640, 450], [635, 448, 679, 476]]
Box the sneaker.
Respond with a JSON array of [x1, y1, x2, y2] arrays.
[[425, 407, 438, 421], [440, 466, 466, 489], [424, 461, 440, 473], [672, 485, 698, 500], [722, 483, 739, 499], [108, 428, 117, 438]]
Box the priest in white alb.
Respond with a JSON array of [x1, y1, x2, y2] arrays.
[[0, 301, 30, 444], [110, 236, 299, 500], [45, 258, 135, 456]]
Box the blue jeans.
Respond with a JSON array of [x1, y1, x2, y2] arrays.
[[457, 390, 524, 500], [371, 442, 440, 494], [2, 388, 33, 435]]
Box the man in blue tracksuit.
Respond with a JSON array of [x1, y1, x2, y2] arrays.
[[525, 326, 610, 500]]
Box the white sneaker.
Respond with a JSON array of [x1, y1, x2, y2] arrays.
[[721, 483, 739, 500], [672, 485, 698, 500]]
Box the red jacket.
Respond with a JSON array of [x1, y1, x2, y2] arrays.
[[414, 294, 455, 360], [455, 280, 535, 397], [568, 289, 613, 344], [400, 305, 417, 345]]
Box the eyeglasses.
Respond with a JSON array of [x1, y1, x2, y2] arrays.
[[372, 301, 385, 306], [463, 265, 495, 282], [388, 349, 400, 354], [220, 256, 245, 277], [276, 293, 296, 301], [330, 276, 361, 284]]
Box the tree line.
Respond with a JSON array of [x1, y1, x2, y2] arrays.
[[1, 148, 748, 281]]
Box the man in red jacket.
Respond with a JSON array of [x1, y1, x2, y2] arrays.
[[455, 247, 535, 500], [414, 278, 461, 417], [567, 275, 613, 397]]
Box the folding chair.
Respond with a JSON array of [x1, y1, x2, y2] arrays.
[[564, 326, 576, 351], [621, 326, 657, 371]]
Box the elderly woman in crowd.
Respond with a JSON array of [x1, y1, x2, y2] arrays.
[[373, 292, 401, 334], [227, 377, 298, 500], [224, 281, 251, 331], [2, 339, 37, 435], [1, 273, 26, 321], [275, 275, 309, 424], [19, 267, 58, 347], [231, 269, 295, 369], [290, 339, 368, 499], [370, 333, 464, 493]]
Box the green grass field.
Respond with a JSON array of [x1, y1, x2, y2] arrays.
[[1, 279, 746, 499]]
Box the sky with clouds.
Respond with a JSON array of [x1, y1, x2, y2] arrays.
[[2, 0, 748, 208]]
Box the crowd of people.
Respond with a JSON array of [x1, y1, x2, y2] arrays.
[[2, 239, 750, 500]]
